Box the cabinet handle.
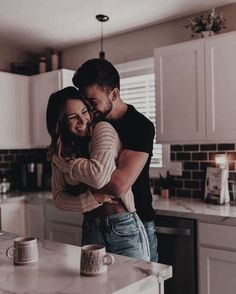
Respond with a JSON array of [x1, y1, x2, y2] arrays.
[[156, 226, 191, 237]]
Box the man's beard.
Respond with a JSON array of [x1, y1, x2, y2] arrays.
[[93, 101, 112, 121], [93, 110, 106, 121]]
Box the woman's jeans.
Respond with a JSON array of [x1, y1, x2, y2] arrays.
[[143, 220, 158, 262], [82, 211, 150, 261]]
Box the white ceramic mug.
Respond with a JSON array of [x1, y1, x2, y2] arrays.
[[6, 236, 39, 265], [80, 244, 114, 276]]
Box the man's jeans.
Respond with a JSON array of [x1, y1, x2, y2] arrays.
[[143, 220, 158, 262], [82, 211, 150, 261]]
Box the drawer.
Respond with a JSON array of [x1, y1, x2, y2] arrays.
[[198, 222, 236, 251], [45, 202, 83, 226]]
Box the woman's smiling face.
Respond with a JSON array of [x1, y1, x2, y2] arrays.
[[64, 99, 91, 137]]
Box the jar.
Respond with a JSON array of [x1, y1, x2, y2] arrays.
[[50, 50, 59, 71], [0, 178, 10, 194], [39, 57, 47, 73]]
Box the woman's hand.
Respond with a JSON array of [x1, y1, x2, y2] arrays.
[[93, 192, 119, 204]]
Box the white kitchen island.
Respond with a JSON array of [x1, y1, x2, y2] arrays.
[[0, 232, 172, 294]]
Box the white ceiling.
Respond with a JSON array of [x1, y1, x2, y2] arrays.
[[1, 0, 235, 53]]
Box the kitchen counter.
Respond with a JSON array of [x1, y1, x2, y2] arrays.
[[153, 196, 236, 225], [2, 191, 236, 225], [0, 191, 52, 205], [0, 234, 172, 294]]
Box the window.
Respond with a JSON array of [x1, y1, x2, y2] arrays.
[[116, 58, 163, 168]]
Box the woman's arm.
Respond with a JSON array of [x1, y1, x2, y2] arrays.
[[51, 163, 117, 212], [53, 122, 122, 189]]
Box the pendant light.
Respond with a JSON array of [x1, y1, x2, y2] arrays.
[[96, 14, 109, 59]]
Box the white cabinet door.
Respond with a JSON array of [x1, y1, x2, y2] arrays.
[[45, 222, 82, 246], [30, 69, 74, 147], [44, 201, 83, 246], [205, 32, 236, 141], [1, 201, 25, 235], [0, 72, 30, 148], [25, 203, 44, 239], [154, 39, 205, 143], [199, 247, 236, 294]]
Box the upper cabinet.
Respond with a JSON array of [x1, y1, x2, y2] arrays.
[[30, 69, 74, 147], [0, 69, 74, 149], [205, 33, 236, 141], [0, 72, 31, 148], [154, 31, 236, 143]]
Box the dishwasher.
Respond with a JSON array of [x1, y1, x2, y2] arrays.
[[156, 215, 198, 294]]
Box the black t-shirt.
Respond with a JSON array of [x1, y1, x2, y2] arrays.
[[109, 104, 156, 221]]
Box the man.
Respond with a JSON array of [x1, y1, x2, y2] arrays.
[[72, 58, 158, 262]]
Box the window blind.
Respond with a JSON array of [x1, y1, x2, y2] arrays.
[[120, 73, 162, 167]]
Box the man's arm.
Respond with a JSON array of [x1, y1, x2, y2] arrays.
[[99, 149, 148, 197], [98, 118, 155, 197]]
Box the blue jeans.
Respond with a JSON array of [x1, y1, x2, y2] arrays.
[[82, 211, 150, 261], [143, 220, 158, 262]]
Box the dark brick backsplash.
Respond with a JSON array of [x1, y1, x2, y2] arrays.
[[183, 144, 199, 151], [200, 144, 217, 151], [171, 145, 183, 152], [218, 144, 235, 151], [192, 152, 208, 161], [0, 149, 48, 190], [176, 152, 191, 161], [153, 143, 236, 201]]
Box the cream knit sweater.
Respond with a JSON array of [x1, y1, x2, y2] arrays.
[[52, 121, 135, 213]]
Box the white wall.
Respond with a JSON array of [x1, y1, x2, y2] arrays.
[[0, 43, 30, 72], [62, 3, 236, 69], [0, 4, 236, 72]]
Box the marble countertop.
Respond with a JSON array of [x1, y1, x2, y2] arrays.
[[2, 191, 236, 225], [0, 191, 52, 205], [0, 235, 172, 294], [152, 196, 236, 225]]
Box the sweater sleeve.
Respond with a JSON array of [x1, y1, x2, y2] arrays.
[[51, 163, 103, 213], [53, 121, 122, 189]]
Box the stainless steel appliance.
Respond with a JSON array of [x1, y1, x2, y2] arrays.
[[156, 215, 198, 294], [21, 163, 43, 190]]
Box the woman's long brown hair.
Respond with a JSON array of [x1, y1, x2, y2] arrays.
[[46, 86, 95, 160]]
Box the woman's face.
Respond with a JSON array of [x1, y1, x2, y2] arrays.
[[64, 99, 91, 137]]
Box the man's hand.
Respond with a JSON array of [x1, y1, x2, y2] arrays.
[[93, 192, 119, 204]]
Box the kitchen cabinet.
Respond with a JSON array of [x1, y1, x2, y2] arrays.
[[25, 203, 44, 239], [198, 222, 236, 294], [154, 31, 236, 143], [30, 69, 74, 147], [1, 201, 26, 235], [205, 33, 236, 140], [154, 39, 205, 142], [44, 201, 83, 246], [45, 222, 82, 246], [0, 72, 31, 148]]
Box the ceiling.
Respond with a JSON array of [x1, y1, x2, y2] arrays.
[[1, 0, 236, 53]]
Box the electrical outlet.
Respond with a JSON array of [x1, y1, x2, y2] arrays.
[[169, 161, 182, 176]]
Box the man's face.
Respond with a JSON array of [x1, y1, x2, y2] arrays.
[[84, 85, 113, 119]]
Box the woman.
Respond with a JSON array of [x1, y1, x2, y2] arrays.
[[46, 86, 150, 261]]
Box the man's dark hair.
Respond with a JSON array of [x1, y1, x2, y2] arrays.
[[72, 58, 120, 92]]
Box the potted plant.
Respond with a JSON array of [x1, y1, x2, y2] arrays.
[[159, 171, 173, 199], [185, 8, 226, 38]]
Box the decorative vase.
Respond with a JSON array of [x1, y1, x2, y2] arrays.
[[161, 189, 169, 199], [201, 31, 215, 38]]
